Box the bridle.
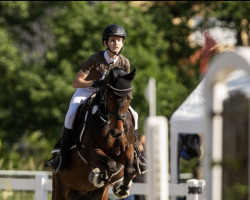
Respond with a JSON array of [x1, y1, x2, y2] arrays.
[[76, 68, 135, 163], [101, 81, 133, 138], [108, 112, 127, 124], [107, 83, 132, 119]]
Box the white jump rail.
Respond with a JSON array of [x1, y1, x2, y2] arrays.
[[0, 170, 205, 200]]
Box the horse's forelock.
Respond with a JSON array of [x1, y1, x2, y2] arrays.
[[110, 67, 124, 81], [101, 67, 134, 99]]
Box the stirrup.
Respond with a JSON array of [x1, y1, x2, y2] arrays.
[[134, 151, 148, 175], [44, 153, 62, 173]]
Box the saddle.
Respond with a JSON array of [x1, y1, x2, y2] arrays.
[[73, 92, 97, 133], [70, 92, 100, 164]]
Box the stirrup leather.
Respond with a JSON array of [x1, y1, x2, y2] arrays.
[[134, 148, 148, 175]]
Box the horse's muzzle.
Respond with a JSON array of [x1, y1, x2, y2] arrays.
[[109, 129, 123, 138]]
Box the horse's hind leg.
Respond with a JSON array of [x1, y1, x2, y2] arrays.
[[52, 173, 69, 200], [93, 186, 109, 200], [68, 190, 92, 200], [78, 187, 108, 200]]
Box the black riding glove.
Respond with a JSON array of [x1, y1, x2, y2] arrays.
[[92, 79, 104, 88]]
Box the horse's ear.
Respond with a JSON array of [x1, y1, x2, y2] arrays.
[[124, 68, 136, 82]]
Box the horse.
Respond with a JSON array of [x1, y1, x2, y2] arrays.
[[52, 67, 138, 200]]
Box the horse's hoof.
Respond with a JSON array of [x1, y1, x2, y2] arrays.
[[88, 168, 107, 188], [112, 179, 132, 199]]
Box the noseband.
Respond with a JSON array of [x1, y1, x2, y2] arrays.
[[108, 112, 127, 123], [108, 111, 127, 138]]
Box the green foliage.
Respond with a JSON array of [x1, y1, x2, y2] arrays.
[[224, 183, 248, 200], [1, 1, 249, 173], [1, 131, 53, 170], [0, 190, 52, 200], [0, 191, 34, 200]]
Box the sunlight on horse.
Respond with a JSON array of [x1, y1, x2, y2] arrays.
[[52, 67, 139, 200]]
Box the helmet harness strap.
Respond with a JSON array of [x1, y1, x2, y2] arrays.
[[106, 44, 123, 56]]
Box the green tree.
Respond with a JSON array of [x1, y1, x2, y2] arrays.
[[0, 1, 168, 169], [3, 1, 249, 171]]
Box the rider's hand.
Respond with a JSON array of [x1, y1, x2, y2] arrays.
[[92, 79, 104, 88]]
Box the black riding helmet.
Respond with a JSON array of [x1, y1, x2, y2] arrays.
[[102, 24, 126, 45]]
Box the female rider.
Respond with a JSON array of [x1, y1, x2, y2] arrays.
[[45, 24, 145, 174]]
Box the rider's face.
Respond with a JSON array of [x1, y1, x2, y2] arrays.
[[105, 36, 124, 54]]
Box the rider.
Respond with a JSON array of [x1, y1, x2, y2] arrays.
[[45, 24, 146, 174]]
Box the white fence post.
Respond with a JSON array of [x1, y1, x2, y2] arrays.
[[35, 173, 49, 200], [145, 116, 168, 200], [198, 180, 206, 200], [187, 179, 206, 200], [145, 77, 156, 116]]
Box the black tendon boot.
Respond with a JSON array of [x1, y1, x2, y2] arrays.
[[134, 129, 148, 175], [45, 127, 73, 173]]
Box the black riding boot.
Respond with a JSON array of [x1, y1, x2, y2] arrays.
[[134, 129, 148, 175], [45, 127, 72, 173]]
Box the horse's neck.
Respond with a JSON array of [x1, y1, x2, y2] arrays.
[[92, 91, 103, 105], [89, 91, 106, 116]]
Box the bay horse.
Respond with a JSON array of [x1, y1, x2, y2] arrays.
[[52, 67, 138, 200]]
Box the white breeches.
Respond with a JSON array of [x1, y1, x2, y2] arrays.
[[64, 88, 97, 129], [64, 88, 139, 130], [129, 106, 138, 130]]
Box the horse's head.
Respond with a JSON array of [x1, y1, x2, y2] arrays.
[[102, 67, 136, 138]]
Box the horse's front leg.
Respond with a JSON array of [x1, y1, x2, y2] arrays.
[[88, 148, 121, 187], [113, 144, 136, 198], [89, 148, 121, 173]]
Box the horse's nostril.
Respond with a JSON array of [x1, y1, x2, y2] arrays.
[[110, 129, 122, 138], [116, 132, 122, 137]]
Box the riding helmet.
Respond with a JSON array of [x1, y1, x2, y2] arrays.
[[102, 24, 126, 45]]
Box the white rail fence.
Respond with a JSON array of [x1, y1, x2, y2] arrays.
[[0, 170, 205, 200]]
